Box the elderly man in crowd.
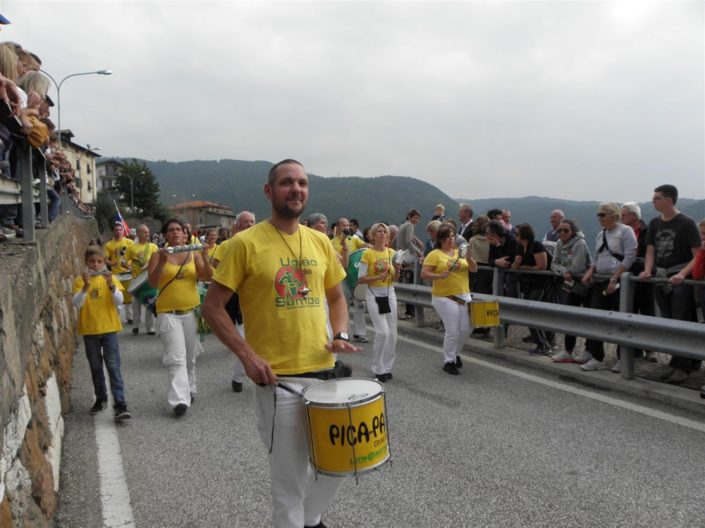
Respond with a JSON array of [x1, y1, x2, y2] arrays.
[[458, 203, 474, 241], [395, 209, 424, 320], [543, 209, 565, 242]]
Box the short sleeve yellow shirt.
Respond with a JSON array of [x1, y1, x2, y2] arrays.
[[104, 238, 134, 274], [360, 247, 395, 288], [214, 222, 346, 375], [125, 242, 158, 277], [424, 248, 470, 297], [331, 235, 366, 255], [73, 276, 124, 335]]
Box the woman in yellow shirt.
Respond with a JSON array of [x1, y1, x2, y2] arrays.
[[148, 219, 213, 417], [357, 223, 401, 382], [421, 224, 477, 375]]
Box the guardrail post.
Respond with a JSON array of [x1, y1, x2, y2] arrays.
[[17, 142, 35, 243], [34, 149, 49, 228], [413, 260, 425, 325], [618, 271, 635, 379], [492, 267, 506, 348]]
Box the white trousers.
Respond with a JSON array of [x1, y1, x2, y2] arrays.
[[231, 322, 246, 383], [254, 381, 346, 528], [345, 290, 367, 337], [119, 302, 133, 322], [132, 298, 155, 332], [432, 294, 472, 364], [365, 288, 398, 375], [158, 312, 199, 407]]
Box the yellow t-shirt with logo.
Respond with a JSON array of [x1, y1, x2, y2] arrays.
[[331, 235, 366, 255], [156, 256, 200, 313], [126, 242, 158, 277], [72, 276, 125, 335], [424, 248, 471, 297], [360, 247, 395, 288], [104, 238, 134, 275], [214, 222, 346, 375]]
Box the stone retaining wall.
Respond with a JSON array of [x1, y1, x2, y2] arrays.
[[0, 215, 98, 527]]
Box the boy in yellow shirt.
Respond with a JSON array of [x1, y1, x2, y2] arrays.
[[72, 246, 132, 420]]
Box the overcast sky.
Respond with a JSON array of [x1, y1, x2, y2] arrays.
[[5, 1, 704, 202]]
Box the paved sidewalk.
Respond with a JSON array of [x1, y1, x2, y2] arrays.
[[392, 310, 705, 416]]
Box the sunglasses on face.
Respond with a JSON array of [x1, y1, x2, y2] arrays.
[[557, 228, 571, 234], [596, 213, 607, 218]]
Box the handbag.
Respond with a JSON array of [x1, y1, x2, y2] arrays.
[[369, 249, 393, 314]]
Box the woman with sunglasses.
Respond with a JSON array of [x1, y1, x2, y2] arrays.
[[148, 218, 213, 417], [579, 203, 637, 371], [550, 219, 592, 363], [421, 224, 478, 375]]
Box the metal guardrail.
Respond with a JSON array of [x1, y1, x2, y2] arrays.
[[394, 266, 705, 381]]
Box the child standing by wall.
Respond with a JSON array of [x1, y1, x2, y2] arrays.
[[72, 246, 132, 420]]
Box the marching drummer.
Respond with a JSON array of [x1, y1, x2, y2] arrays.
[[125, 224, 158, 335], [104, 221, 134, 325], [332, 217, 370, 343], [202, 159, 360, 528]]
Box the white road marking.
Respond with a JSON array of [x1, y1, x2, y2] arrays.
[[94, 412, 135, 527], [396, 334, 705, 434]]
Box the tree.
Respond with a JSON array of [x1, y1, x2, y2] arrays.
[[114, 160, 161, 217]]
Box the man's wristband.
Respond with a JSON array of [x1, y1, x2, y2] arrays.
[[333, 332, 349, 342]]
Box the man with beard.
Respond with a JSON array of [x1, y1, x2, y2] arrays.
[[202, 159, 359, 528]]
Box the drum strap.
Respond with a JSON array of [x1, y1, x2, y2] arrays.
[[447, 295, 467, 305]]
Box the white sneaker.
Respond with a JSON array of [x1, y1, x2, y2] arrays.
[[581, 358, 605, 371], [611, 362, 621, 373], [573, 350, 592, 364], [551, 350, 574, 363]]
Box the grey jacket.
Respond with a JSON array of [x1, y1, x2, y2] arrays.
[[551, 235, 592, 276]]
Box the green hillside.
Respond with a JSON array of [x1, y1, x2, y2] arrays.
[[133, 157, 703, 245], [145, 159, 457, 229]]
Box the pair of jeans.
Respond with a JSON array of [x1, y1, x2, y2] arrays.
[[654, 283, 701, 373], [83, 332, 126, 406]]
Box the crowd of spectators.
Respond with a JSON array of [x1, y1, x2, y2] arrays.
[[0, 39, 93, 242]]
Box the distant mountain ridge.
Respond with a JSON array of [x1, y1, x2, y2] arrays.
[[129, 158, 703, 243]]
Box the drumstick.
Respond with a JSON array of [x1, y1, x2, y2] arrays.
[[277, 382, 303, 397]]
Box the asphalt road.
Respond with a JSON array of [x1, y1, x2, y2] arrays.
[[56, 323, 705, 528]]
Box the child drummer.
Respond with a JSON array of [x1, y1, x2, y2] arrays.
[[72, 246, 132, 421]]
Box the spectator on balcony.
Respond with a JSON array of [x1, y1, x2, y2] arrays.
[[550, 219, 592, 363], [511, 223, 553, 355], [621, 202, 656, 361], [424, 220, 441, 256], [432, 203, 446, 222], [395, 209, 424, 320], [640, 185, 701, 384], [580, 203, 637, 372], [458, 203, 473, 241]]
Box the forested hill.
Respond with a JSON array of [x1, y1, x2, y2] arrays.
[[145, 159, 457, 227], [142, 158, 703, 241]]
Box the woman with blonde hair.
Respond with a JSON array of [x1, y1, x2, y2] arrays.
[[357, 223, 401, 381]]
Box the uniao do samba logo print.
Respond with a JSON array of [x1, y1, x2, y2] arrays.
[[274, 257, 320, 308]]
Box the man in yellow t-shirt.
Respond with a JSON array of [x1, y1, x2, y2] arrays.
[[331, 217, 369, 342], [125, 224, 158, 335], [72, 246, 131, 421], [104, 222, 135, 324], [202, 159, 360, 528]]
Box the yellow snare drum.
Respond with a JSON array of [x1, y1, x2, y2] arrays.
[[468, 300, 500, 327], [303, 378, 391, 478]]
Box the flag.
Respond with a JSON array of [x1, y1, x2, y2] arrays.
[[113, 200, 130, 233]]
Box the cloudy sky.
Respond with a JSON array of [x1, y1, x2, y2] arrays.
[[4, 1, 704, 202]]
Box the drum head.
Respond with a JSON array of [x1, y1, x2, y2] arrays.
[[303, 378, 383, 406], [127, 271, 148, 293]]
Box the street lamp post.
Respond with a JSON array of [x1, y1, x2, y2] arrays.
[[40, 69, 112, 148], [119, 170, 145, 213]]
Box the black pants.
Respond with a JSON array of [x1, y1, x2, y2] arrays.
[[585, 281, 620, 362], [558, 288, 590, 352], [654, 283, 701, 373], [400, 268, 415, 316]]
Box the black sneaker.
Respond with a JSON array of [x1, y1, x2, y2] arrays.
[[174, 403, 188, 417], [90, 400, 108, 415], [114, 404, 132, 421], [455, 355, 463, 368], [353, 335, 369, 343], [127, 319, 134, 325], [442, 362, 460, 375], [231, 380, 243, 393], [131, 328, 139, 335]]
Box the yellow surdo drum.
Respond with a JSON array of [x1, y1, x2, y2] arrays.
[[468, 299, 500, 327], [303, 378, 391, 477]]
